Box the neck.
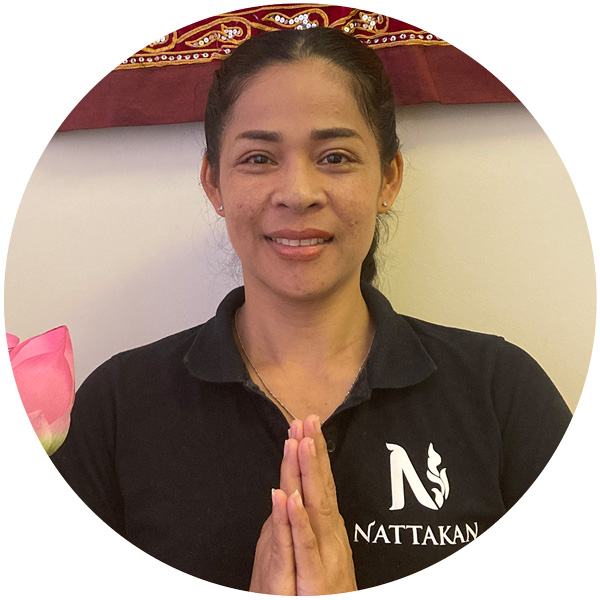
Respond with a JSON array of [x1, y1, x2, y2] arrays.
[[235, 278, 373, 370]]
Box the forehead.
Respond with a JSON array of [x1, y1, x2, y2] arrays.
[[223, 59, 371, 141]]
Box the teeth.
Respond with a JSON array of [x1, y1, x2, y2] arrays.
[[273, 237, 326, 246]]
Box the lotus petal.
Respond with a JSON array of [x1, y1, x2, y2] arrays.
[[13, 352, 74, 424], [9, 326, 75, 455], [10, 326, 73, 378], [27, 410, 70, 456], [6, 333, 20, 352]]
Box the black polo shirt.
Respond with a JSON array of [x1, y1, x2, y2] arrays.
[[51, 284, 571, 590]]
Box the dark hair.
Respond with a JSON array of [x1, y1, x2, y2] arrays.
[[204, 27, 399, 285]]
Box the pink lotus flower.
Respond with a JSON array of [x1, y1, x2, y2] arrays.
[[7, 326, 75, 456]]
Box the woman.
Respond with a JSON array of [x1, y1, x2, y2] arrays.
[[51, 27, 571, 594]]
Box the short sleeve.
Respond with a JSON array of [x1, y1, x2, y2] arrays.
[[51, 357, 127, 536], [491, 341, 572, 510]]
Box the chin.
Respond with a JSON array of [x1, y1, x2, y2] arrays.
[[256, 271, 360, 303]]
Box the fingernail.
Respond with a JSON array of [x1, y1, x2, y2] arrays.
[[291, 489, 303, 507], [309, 438, 317, 457], [284, 439, 289, 457], [271, 488, 276, 504]]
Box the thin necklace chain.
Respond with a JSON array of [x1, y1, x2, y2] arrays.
[[234, 308, 374, 422]]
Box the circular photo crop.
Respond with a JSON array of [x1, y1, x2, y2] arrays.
[[4, 3, 596, 598]]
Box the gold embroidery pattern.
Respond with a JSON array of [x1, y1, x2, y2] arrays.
[[116, 4, 448, 70]]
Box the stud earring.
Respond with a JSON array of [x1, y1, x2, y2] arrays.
[[218, 205, 223, 211], [382, 201, 388, 208]]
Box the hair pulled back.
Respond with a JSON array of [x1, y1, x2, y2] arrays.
[[204, 27, 399, 285]]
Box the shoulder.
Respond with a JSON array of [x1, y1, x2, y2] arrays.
[[400, 313, 570, 413], [402, 314, 503, 347], [400, 312, 571, 447], [400, 313, 509, 369], [398, 313, 568, 411], [80, 323, 206, 392], [112, 324, 203, 367], [365, 283, 542, 390]]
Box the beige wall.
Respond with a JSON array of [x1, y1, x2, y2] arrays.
[[5, 102, 595, 410]]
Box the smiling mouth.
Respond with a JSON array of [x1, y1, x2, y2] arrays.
[[267, 236, 331, 247]]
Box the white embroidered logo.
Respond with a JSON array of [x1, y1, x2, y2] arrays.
[[386, 443, 450, 510]]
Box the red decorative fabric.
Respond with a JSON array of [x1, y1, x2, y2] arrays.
[[58, 4, 517, 132]]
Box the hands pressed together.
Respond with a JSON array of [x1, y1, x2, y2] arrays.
[[250, 415, 357, 596]]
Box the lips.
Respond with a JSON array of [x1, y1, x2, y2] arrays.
[[271, 237, 327, 247], [265, 228, 333, 243], [265, 228, 333, 260]]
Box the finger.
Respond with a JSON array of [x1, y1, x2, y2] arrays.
[[270, 488, 296, 579], [303, 415, 339, 511], [280, 438, 302, 497], [287, 490, 323, 582], [297, 436, 336, 542], [289, 419, 304, 442]]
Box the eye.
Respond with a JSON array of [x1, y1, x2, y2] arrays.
[[320, 152, 351, 165], [246, 154, 271, 165]]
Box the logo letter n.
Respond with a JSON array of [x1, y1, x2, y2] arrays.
[[387, 443, 438, 510]]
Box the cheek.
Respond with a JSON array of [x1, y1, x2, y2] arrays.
[[222, 196, 264, 254], [341, 213, 378, 266], [343, 202, 377, 237], [221, 183, 260, 221], [338, 177, 381, 230], [221, 178, 265, 216]]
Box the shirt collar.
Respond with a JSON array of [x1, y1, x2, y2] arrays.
[[361, 283, 437, 388], [184, 284, 437, 389], [184, 286, 248, 383]]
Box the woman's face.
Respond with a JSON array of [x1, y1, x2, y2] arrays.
[[202, 58, 402, 301]]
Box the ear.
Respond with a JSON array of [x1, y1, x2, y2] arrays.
[[200, 155, 224, 214], [378, 151, 404, 214]]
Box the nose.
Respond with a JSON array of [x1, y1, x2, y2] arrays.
[[272, 158, 325, 213]]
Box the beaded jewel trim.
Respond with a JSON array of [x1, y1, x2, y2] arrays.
[[117, 4, 448, 70]]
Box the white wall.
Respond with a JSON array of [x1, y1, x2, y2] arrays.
[[5, 102, 594, 410]]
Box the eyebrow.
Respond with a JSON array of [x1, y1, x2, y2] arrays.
[[236, 130, 282, 143], [310, 127, 362, 141], [235, 127, 362, 143]]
